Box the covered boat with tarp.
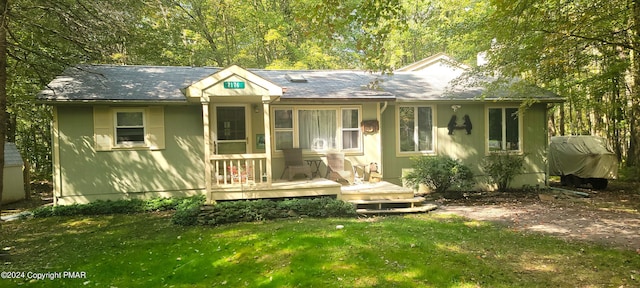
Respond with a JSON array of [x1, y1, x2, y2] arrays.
[[549, 135, 618, 189]]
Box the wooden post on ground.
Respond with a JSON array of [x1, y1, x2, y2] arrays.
[[23, 160, 31, 200]]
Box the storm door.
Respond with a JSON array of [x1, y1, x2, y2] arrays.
[[215, 106, 247, 154]]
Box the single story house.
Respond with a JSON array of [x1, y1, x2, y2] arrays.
[[2, 142, 25, 205], [38, 54, 563, 205]]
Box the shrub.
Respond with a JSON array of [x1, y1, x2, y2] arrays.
[[481, 153, 526, 191], [170, 196, 206, 226], [194, 197, 357, 226], [403, 155, 474, 193], [32, 196, 204, 218], [144, 197, 194, 212], [30, 196, 356, 227]]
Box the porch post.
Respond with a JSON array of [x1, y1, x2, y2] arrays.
[[202, 102, 213, 203], [262, 98, 273, 185]]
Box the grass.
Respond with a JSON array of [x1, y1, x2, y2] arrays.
[[1, 213, 639, 287]]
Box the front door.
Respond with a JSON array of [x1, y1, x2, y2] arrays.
[[216, 106, 247, 154]]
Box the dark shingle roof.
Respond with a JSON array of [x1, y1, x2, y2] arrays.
[[38, 64, 562, 103], [39, 66, 218, 102], [5, 142, 23, 167], [257, 69, 394, 100]]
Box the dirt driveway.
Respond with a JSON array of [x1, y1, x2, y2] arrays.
[[428, 182, 640, 251]]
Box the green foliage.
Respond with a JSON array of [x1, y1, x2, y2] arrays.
[[481, 153, 526, 191], [6, 0, 640, 184], [403, 155, 474, 193], [483, 0, 640, 166], [32, 196, 205, 218], [170, 196, 206, 226], [618, 166, 640, 182], [192, 197, 357, 226]]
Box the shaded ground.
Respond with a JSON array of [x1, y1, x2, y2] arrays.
[[428, 180, 640, 251], [0, 181, 53, 218]]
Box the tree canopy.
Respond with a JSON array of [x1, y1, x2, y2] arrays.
[[1, 0, 639, 205]]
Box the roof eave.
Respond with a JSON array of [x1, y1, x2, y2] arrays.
[[36, 99, 191, 105]]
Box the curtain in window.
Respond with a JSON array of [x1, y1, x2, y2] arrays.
[[342, 109, 359, 149], [298, 110, 336, 150]]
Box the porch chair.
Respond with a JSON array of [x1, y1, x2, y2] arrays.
[[280, 148, 313, 180], [325, 152, 355, 185]]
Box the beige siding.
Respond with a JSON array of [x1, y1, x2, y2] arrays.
[[146, 106, 166, 150], [54, 105, 205, 204], [93, 106, 113, 151], [382, 102, 549, 190]]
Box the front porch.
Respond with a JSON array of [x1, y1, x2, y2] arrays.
[[208, 153, 416, 200], [206, 152, 437, 213], [209, 177, 419, 201], [190, 65, 435, 213], [207, 156, 438, 214]]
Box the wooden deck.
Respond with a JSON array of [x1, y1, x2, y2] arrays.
[[209, 179, 438, 214], [209, 178, 342, 200]]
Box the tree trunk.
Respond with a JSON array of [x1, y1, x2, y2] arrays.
[[0, 0, 8, 219], [628, 0, 640, 167], [559, 102, 565, 135]]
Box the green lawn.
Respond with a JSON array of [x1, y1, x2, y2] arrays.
[[1, 212, 638, 287]]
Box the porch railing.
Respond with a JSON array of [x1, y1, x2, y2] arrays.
[[211, 154, 269, 186]]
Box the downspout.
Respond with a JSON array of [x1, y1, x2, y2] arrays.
[[377, 102, 387, 178], [380, 101, 388, 114]]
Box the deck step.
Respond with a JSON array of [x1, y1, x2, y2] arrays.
[[349, 196, 437, 215], [339, 181, 415, 201], [348, 196, 426, 205], [356, 204, 438, 214]]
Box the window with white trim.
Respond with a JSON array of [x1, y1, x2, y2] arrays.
[[93, 106, 165, 151], [272, 106, 361, 152], [342, 108, 360, 150], [487, 107, 521, 152], [115, 110, 145, 146], [274, 109, 293, 150], [398, 106, 434, 153]]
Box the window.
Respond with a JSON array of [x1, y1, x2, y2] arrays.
[[115, 111, 145, 145], [274, 109, 293, 150], [342, 109, 360, 150], [272, 106, 361, 152], [487, 107, 520, 152], [398, 106, 434, 153], [93, 106, 165, 151], [298, 109, 337, 150]]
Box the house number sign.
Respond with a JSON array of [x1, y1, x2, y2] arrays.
[[223, 81, 246, 89]]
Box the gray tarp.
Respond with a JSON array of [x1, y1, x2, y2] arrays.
[[549, 136, 618, 179]]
